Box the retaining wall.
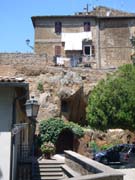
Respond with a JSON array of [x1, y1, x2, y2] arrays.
[[65, 151, 124, 180]]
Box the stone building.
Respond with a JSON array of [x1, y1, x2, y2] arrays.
[[31, 6, 135, 68]]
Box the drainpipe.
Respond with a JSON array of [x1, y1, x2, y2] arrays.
[[96, 18, 101, 69]]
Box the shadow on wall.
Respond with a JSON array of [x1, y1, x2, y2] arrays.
[[0, 168, 2, 179]]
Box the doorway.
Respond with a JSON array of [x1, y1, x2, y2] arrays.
[[56, 129, 74, 154]]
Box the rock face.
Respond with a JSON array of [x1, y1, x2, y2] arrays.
[[0, 63, 114, 124], [25, 66, 111, 124], [1, 60, 135, 157], [77, 129, 135, 157]]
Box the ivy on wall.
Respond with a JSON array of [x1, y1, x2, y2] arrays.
[[39, 118, 84, 145]]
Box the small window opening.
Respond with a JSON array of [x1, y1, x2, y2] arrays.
[[55, 22, 62, 34], [84, 46, 90, 55], [61, 100, 68, 113]]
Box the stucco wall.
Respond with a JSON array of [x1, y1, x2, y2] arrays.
[[0, 87, 14, 132], [0, 87, 14, 180]]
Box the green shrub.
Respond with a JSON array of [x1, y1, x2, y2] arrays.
[[86, 64, 135, 131], [100, 144, 113, 151], [39, 118, 84, 145], [37, 81, 44, 92], [88, 141, 99, 153]]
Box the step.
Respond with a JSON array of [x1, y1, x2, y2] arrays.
[[34, 168, 62, 172], [34, 172, 63, 176], [34, 164, 62, 168], [37, 160, 64, 164], [33, 160, 65, 180], [33, 177, 65, 180]]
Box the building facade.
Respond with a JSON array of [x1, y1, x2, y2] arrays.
[[0, 77, 32, 180], [32, 6, 135, 68]]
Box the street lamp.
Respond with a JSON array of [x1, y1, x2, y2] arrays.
[[25, 39, 34, 50], [25, 96, 39, 119], [25, 96, 39, 167]]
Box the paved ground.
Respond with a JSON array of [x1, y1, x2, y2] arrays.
[[118, 168, 135, 180]]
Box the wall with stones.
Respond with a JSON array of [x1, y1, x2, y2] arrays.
[[33, 16, 135, 68], [34, 17, 97, 62], [99, 18, 135, 67], [0, 53, 48, 65]]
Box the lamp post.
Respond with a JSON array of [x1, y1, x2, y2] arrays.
[[26, 39, 34, 50], [25, 96, 39, 146], [25, 96, 39, 119], [25, 96, 39, 178]]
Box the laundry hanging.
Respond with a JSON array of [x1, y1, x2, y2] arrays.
[[61, 32, 92, 50]]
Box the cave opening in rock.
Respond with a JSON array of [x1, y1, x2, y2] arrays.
[[56, 129, 74, 154], [60, 87, 87, 126]]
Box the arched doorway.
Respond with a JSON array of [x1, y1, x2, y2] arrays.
[[56, 129, 74, 154]]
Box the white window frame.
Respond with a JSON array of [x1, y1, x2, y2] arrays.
[[83, 45, 92, 56]]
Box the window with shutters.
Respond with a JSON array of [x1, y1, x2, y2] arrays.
[[84, 22, 91, 32], [55, 46, 61, 56], [55, 22, 62, 33]]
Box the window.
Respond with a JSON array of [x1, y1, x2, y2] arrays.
[[55, 46, 61, 56], [83, 45, 95, 56], [61, 100, 68, 113], [84, 22, 90, 32], [84, 46, 90, 55], [55, 22, 62, 33]]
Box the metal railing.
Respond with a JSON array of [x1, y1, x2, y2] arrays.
[[17, 144, 33, 180], [18, 145, 32, 162]]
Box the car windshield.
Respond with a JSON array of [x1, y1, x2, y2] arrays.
[[108, 145, 124, 152], [121, 145, 131, 153]]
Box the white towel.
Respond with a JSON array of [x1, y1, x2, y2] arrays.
[[61, 32, 92, 50]]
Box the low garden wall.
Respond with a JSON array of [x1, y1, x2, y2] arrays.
[[64, 150, 124, 180]]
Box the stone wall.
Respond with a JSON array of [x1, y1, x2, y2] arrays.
[[0, 53, 48, 65], [76, 129, 135, 158], [33, 15, 135, 69], [65, 151, 123, 180], [99, 18, 135, 68], [34, 17, 96, 58]]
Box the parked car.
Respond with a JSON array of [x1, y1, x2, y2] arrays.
[[119, 144, 135, 165], [93, 144, 128, 164]]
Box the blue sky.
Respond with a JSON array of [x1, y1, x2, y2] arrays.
[[0, 0, 135, 52]]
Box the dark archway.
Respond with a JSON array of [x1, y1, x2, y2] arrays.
[[56, 129, 74, 154]]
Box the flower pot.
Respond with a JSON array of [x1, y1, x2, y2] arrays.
[[42, 153, 51, 159]]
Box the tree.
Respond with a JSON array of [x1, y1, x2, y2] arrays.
[[86, 64, 135, 131]]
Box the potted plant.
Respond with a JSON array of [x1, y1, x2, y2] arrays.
[[40, 141, 55, 159]]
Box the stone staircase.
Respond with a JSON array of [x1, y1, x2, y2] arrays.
[[32, 159, 66, 180]]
